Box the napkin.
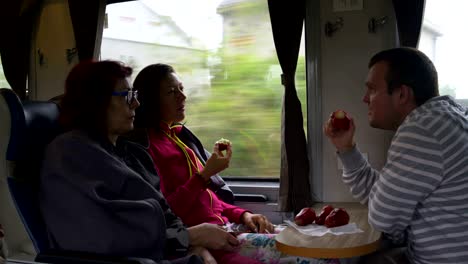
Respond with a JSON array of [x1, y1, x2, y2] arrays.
[[284, 220, 363, 237]]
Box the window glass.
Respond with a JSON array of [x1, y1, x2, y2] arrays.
[[0, 57, 10, 88], [419, 0, 468, 105], [101, 0, 307, 177]]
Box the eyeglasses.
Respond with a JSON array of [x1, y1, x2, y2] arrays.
[[111, 90, 138, 105]]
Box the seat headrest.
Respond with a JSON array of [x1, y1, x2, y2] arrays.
[[21, 101, 61, 160], [1, 89, 62, 181]]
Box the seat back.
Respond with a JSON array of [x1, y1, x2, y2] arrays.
[[0, 89, 31, 258], [1, 88, 62, 254]]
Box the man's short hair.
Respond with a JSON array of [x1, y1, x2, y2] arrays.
[[369, 47, 439, 106]]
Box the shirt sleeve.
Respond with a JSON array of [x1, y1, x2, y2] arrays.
[[339, 123, 444, 242], [368, 124, 443, 241], [218, 198, 249, 224], [338, 145, 379, 204]]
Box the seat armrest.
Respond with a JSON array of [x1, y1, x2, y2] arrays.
[[234, 194, 268, 202], [36, 250, 156, 264]]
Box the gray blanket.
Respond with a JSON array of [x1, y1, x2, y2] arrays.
[[40, 130, 200, 263]]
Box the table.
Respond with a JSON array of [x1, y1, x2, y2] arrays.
[[275, 203, 382, 259]]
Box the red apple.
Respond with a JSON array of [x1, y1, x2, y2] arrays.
[[331, 110, 351, 130], [315, 205, 334, 225], [324, 208, 350, 228], [215, 138, 231, 151], [294, 207, 316, 226]]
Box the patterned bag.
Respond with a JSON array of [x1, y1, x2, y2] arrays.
[[236, 232, 341, 264]]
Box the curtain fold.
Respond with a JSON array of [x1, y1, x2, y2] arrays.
[[0, 0, 42, 100], [268, 0, 313, 213], [68, 0, 132, 61], [68, 0, 106, 61], [107, 0, 134, 5], [0, 0, 127, 99], [392, 0, 426, 47]]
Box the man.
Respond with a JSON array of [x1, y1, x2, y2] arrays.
[[324, 47, 468, 264]]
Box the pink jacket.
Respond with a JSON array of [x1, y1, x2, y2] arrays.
[[147, 123, 247, 227]]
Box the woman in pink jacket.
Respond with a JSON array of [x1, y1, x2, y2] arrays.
[[130, 64, 276, 264]]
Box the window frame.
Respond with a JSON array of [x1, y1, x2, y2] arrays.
[[101, 0, 322, 205], [213, 0, 321, 203]]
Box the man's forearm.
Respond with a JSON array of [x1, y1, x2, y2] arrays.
[[338, 145, 379, 203]]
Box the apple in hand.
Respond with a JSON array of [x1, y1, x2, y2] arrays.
[[294, 207, 316, 226], [315, 205, 334, 225], [324, 208, 350, 228], [331, 110, 351, 130], [215, 138, 231, 151]]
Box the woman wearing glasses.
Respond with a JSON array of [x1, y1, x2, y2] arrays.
[[40, 60, 240, 264], [129, 64, 304, 264], [130, 64, 338, 264]]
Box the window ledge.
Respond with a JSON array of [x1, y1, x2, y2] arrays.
[[225, 180, 279, 202], [226, 180, 279, 188]]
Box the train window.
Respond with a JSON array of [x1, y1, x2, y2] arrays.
[[0, 58, 10, 88], [101, 0, 306, 178], [419, 0, 468, 105]]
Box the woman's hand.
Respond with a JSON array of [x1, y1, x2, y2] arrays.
[[323, 114, 356, 153], [189, 246, 217, 264], [199, 145, 232, 181], [241, 212, 274, 234], [188, 223, 239, 251]]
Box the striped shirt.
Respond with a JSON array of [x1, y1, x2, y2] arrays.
[[338, 96, 468, 264]]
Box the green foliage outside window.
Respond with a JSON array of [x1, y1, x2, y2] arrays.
[[184, 52, 307, 177]]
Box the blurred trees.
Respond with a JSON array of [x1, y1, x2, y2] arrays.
[[184, 51, 307, 177]]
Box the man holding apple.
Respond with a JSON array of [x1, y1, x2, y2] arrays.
[[324, 47, 468, 264]]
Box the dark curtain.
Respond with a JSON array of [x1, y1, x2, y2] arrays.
[[268, 0, 313, 213], [0, 0, 133, 99], [68, 0, 105, 61], [392, 0, 426, 47], [107, 0, 134, 4], [68, 0, 135, 61], [0, 0, 42, 100]]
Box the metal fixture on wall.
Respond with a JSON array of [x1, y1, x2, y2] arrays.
[[325, 17, 344, 37], [368, 16, 388, 33], [66, 48, 78, 64], [37, 49, 46, 66]]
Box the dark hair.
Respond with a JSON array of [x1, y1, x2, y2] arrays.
[[60, 60, 133, 133], [368, 47, 439, 106], [133, 63, 175, 129]]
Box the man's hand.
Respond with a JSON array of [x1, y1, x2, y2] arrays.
[[241, 212, 274, 234], [189, 246, 217, 264], [188, 223, 239, 251], [324, 113, 356, 153]]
